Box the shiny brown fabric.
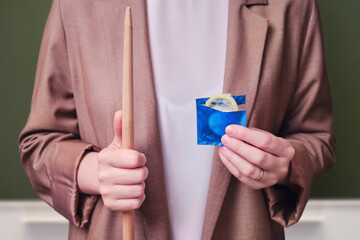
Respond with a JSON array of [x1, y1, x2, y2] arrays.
[[18, 0, 335, 239]]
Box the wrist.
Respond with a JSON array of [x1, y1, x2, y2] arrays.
[[77, 151, 100, 195]]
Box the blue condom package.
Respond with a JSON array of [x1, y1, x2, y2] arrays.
[[196, 95, 246, 146]]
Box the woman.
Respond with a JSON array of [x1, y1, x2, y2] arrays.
[[19, 0, 335, 239]]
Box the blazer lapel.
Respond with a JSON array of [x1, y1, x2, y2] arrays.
[[102, 1, 171, 239], [202, 0, 269, 239]]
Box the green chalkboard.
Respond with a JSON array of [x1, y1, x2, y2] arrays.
[[311, 0, 360, 198], [0, 0, 52, 199], [0, 0, 359, 199]]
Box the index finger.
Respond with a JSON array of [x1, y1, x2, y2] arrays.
[[225, 125, 287, 157], [114, 149, 147, 169], [99, 148, 147, 169]]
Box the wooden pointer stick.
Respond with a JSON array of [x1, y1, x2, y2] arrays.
[[122, 6, 134, 240]]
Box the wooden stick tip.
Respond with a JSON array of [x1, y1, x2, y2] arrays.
[[125, 6, 132, 26]]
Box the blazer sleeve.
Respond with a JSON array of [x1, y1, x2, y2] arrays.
[[264, 0, 335, 227], [18, 0, 99, 228]]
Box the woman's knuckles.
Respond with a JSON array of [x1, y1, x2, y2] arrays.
[[139, 167, 149, 181], [277, 166, 289, 179], [287, 144, 295, 159], [97, 170, 110, 182], [127, 167, 147, 181], [132, 198, 143, 209], [126, 152, 146, 168], [99, 184, 145, 199], [122, 184, 145, 198], [98, 147, 147, 168], [99, 185, 111, 197], [136, 183, 146, 196], [242, 166, 257, 178], [103, 196, 145, 211], [255, 152, 267, 166], [97, 149, 110, 163]]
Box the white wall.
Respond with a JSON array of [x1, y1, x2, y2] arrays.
[[285, 200, 360, 240], [0, 201, 67, 240], [0, 200, 360, 240]]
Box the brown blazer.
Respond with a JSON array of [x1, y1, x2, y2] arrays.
[[19, 0, 335, 239]]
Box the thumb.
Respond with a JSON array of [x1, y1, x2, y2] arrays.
[[111, 110, 122, 148]]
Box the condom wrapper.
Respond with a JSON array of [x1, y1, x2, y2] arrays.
[[196, 95, 246, 146]]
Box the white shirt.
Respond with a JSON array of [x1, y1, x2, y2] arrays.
[[146, 0, 229, 239]]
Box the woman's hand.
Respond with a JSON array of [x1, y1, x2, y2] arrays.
[[219, 125, 295, 190], [78, 111, 148, 211]]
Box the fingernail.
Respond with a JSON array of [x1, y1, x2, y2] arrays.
[[225, 125, 233, 134], [222, 135, 230, 144]]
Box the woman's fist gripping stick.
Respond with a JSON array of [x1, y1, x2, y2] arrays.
[[77, 110, 148, 211]]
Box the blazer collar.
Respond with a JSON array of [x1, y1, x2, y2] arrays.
[[101, 0, 269, 238]]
